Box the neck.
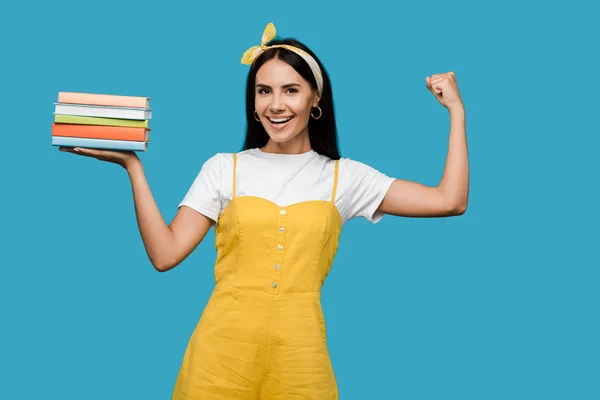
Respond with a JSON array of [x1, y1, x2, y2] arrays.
[[260, 131, 312, 154]]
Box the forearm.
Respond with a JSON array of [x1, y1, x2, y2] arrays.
[[438, 107, 469, 213], [126, 159, 175, 270]]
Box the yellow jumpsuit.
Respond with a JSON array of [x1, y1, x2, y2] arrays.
[[172, 153, 342, 399]]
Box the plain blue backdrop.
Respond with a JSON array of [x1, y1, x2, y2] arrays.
[[1, 0, 598, 398]]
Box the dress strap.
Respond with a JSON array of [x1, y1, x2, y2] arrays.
[[232, 153, 237, 198], [330, 159, 340, 203]]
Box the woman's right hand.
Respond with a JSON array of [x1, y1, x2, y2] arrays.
[[59, 146, 140, 170]]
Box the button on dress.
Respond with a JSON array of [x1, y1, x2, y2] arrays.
[[172, 154, 342, 399]]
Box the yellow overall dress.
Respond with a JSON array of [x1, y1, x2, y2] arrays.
[[172, 154, 342, 399]]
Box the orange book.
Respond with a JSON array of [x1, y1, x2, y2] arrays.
[[52, 123, 150, 142], [57, 92, 150, 108]]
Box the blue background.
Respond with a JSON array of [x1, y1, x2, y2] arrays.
[[1, 0, 598, 398]]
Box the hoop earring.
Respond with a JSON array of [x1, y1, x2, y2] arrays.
[[310, 106, 322, 120], [254, 111, 261, 122]]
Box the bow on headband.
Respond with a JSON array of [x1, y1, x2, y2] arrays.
[[240, 23, 324, 96], [241, 23, 277, 65]]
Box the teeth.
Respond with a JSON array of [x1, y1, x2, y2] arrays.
[[269, 117, 293, 123]]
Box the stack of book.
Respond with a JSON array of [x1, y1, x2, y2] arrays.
[[52, 92, 152, 151]]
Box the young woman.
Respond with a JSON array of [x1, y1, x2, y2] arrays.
[[60, 22, 468, 400]]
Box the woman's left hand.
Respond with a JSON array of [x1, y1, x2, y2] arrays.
[[426, 72, 464, 112]]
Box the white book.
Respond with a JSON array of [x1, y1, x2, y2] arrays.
[[54, 103, 152, 120]]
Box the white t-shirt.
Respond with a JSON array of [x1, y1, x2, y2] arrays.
[[178, 148, 395, 225]]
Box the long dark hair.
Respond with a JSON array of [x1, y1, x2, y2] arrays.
[[243, 38, 341, 159]]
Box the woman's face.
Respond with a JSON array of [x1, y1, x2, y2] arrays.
[[254, 58, 320, 145]]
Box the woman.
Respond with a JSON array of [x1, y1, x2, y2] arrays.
[[60, 22, 468, 400]]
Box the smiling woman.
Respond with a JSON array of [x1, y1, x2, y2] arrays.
[[254, 60, 320, 142], [243, 35, 339, 158], [59, 21, 469, 400]]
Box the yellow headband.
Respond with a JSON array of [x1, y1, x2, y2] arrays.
[[241, 22, 324, 96]]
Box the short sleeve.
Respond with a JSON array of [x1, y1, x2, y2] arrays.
[[340, 158, 395, 223], [178, 153, 225, 223]]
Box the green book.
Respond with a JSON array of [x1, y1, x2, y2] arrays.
[[54, 115, 149, 128]]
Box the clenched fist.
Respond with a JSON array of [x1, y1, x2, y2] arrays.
[[426, 72, 463, 112]]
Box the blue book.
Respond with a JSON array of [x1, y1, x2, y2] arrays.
[[52, 136, 148, 151]]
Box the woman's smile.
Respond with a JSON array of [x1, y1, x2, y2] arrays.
[[266, 115, 295, 130]]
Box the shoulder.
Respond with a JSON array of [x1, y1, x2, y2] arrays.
[[208, 152, 235, 165], [339, 157, 382, 177], [337, 156, 395, 193], [339, 157, 364, 168], [186, 153, 235, 188], [196, 152, 235, 173], [203, 149, 260, 175], [303, 155, 377, 179]]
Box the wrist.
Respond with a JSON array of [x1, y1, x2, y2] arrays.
[[448, 105, 465, 117], [125, 157, 143, 174]]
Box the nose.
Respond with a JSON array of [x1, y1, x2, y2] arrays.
[[269, 93, 285, 113]]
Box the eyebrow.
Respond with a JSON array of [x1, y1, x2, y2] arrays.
[[255, 83, 302, 89]]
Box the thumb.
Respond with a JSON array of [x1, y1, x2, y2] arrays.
[[425, 76, 437, 95]]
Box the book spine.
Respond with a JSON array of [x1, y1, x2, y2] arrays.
[[52, 136, 147, 151], [54, 104, 151, 120], [58, 92, 150, 108], [52, 123, 148, 141], [54, 115, 149, 128]]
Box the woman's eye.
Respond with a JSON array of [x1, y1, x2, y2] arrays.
[[256, 88, 297, 94]]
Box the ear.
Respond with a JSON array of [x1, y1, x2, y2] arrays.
[[312, 95, 321, 108]]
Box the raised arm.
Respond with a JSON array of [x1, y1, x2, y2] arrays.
[[377, 72, 469, 218]]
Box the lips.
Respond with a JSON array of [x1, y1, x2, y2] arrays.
[[266, 116, 295, 130], [267, 116, 294, 124]]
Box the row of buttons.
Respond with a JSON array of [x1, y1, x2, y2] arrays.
[[272, 209, 287, 290]]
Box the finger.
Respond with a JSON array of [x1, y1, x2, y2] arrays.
[[59, 146, 79, 154], [426, 78, 442, 95], [432, 73, 450, 81], [432, 72, 455, 79], [65, 147, 103, 159], [431, 77, 453, 93], [431, 75, 452, 84], [426, 76, 441, 90], [426, 79, 437, 95], [429, 78, 443, 91], [433, 75, 456, 87], [74, 147, 102, 156], [428, 86, 442, 96]]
